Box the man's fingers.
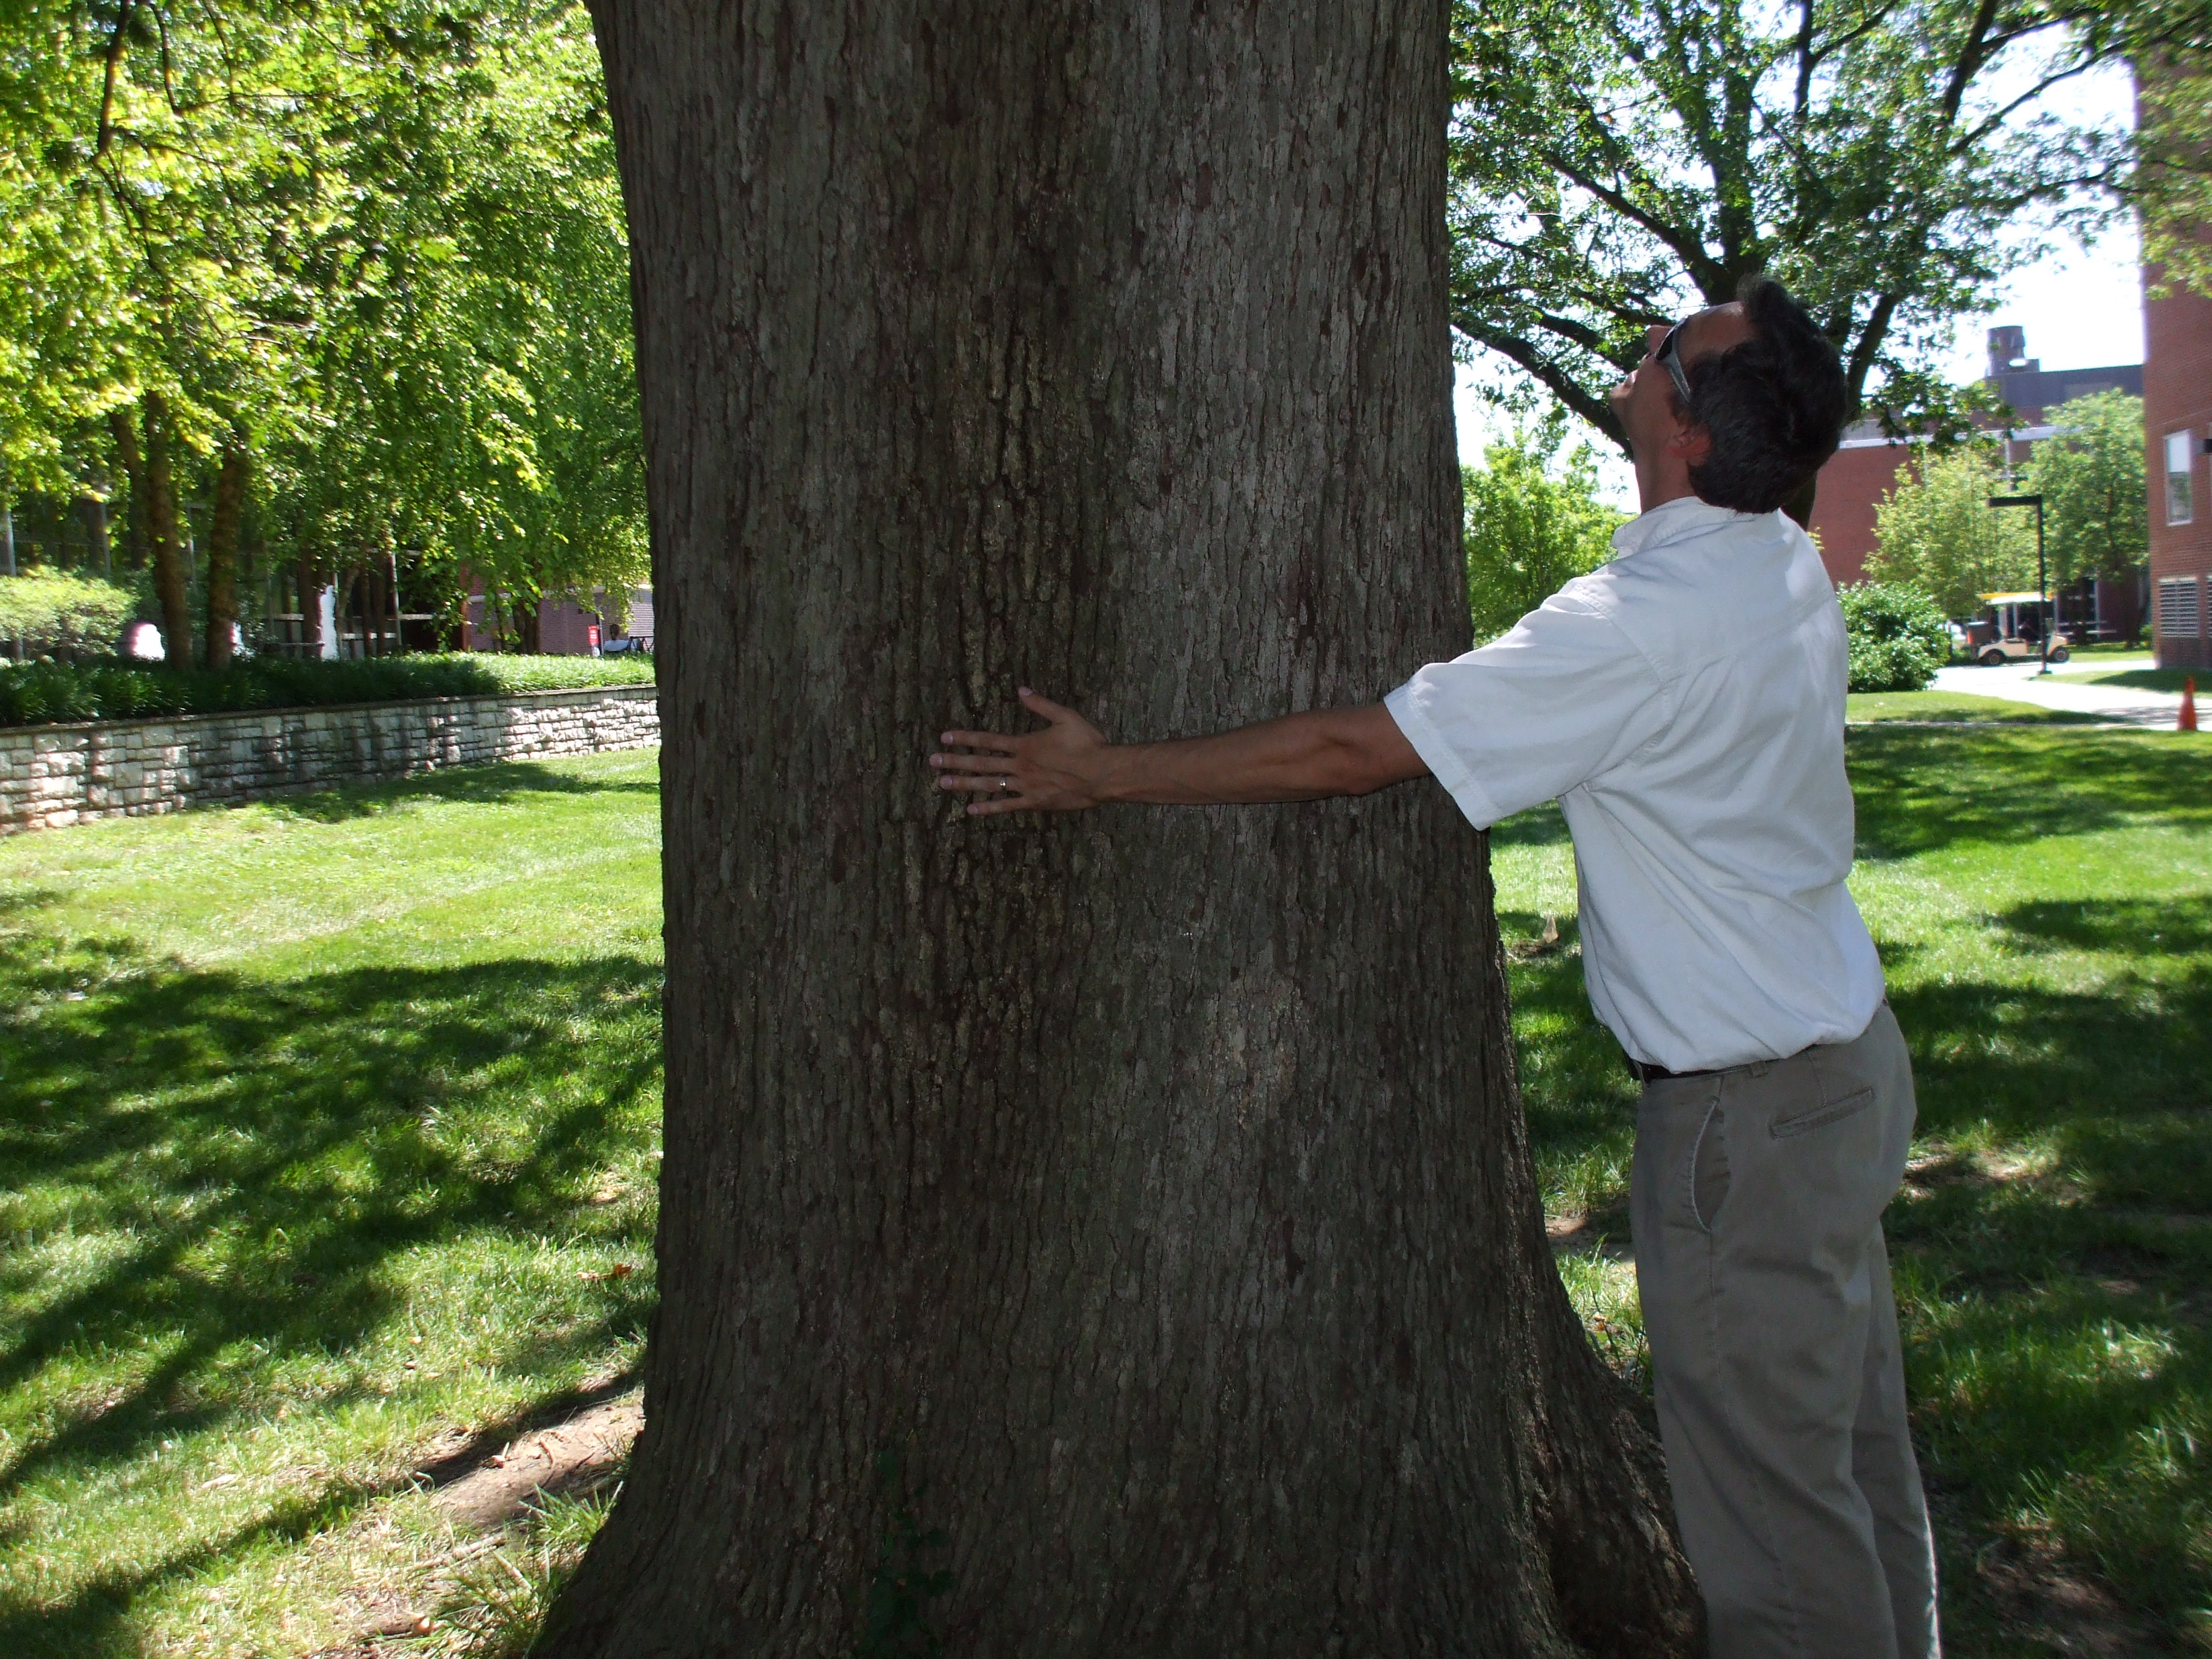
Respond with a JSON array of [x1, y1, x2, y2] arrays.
[[962, 793, 1034, 816], [937, 728, 1022, 752], [936, 770, 1023, 793], [929, 749, 1023, 774]]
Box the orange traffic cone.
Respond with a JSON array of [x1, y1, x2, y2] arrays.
[[2183, 676, 2199, 734]]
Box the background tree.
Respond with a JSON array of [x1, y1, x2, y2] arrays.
[[1866, 442, 2037, 616], [546, 1, 1699, 1652], [1447, 0, 2134, 454], [2128, 2, 2212, 295], [2029, 391, 2148, 591], [0, 0, 645, 652], [1462, 417, 1627, 641], [257, 3, 648, 643]]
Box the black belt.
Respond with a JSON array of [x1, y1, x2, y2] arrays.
[[1624, 1056, 1719, 1085]]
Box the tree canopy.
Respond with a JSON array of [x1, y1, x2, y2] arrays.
[[0, 0, 644, 646], [2138, 50, 2212, 297], [2029, 391, 2148, 587], [1447, 0, 2141, 447]]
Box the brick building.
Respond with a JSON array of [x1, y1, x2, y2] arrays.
[[2147, 247, 2212, 670], [1806, 329, 2145, 637], [1807, 435, 1912, 585]]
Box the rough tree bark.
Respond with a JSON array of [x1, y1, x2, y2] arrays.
[[202, 439, 248, 670], [547, 3, 1701, 1654], [141, 393, 191, 666]]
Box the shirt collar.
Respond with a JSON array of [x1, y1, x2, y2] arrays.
[[1611, 495, 1768, 560]]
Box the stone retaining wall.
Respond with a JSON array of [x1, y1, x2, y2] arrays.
[[0, 683, 660, 835]]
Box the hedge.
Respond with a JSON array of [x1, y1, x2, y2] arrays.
[[0, 652, 655, 728], [0, 574, 138, 657]]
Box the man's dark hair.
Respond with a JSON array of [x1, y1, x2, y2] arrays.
[[1677, 275, 1852, 516]]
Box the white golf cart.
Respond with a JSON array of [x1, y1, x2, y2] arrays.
[[1960, 591, 2074, 666]]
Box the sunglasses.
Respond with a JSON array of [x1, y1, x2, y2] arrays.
[[1655, 319, 1694, 405]]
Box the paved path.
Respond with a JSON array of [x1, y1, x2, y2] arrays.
[[1929, 658, 2188, 729]]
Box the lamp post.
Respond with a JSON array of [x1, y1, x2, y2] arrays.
[[1989, 491, 2049, 676]]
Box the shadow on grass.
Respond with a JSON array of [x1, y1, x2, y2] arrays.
[[1846, 725, 2212, 860], [1884, 946, 2212, 1634], [2068, 668, 2192, 694], [256, 755, 660, 824], [0, 932, 662, 1648], [1499, 874, 2212, 1637], [2000, 893, 2212, 960], [0, 1476, 397, 1655], [1890, 950, 2212, 1220]]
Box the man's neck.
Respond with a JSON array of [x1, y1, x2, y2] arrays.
[[1633, 457, 1700, 515]]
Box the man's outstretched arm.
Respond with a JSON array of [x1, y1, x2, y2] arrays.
[[928, 687, 1429, 816]]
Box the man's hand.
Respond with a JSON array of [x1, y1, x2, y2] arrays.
[[927, 687, 1429, 815], [930, 689, 1111, 816]]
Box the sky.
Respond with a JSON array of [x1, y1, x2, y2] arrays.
[[1452, 59, 2144, 503]]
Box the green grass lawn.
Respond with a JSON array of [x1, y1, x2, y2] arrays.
[[2063, 642, 2156, 659], [0, 752, 663, 1657], [1499, 723, 2212, 1654], [1848, 691, 2103, 725], [2055, 666, 2199, 695], [4, 729, 2209, 1654]]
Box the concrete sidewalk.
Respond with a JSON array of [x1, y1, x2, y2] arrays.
[[1930, 658, 2186, 729]]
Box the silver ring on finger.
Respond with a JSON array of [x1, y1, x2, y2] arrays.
[[1001, 776, 1011, 791]]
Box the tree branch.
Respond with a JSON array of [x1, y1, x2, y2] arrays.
[[1451, 317, 1630, 451], [1793, 0, 1816, 117], [1845, 289, 1900, 407], [1953, 57, 2108, 155], [96, 0, 136, 158], [1937, 0, 2002, 133], [1546, 153, 1720, 289]]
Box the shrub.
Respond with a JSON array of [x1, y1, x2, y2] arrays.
[[0, 652, 655, 728], [1838, 582, 1952, 693], [0, 573, 138, 658]]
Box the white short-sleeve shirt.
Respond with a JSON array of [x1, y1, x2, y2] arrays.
[[1384, 495, 1884, 1073]]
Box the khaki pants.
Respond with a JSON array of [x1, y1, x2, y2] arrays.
[[1631, 1003, 1940, 1658]]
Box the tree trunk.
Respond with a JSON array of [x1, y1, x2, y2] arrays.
[[337, 568, 362, 657], [108, 408, 151, 574], [295, 556, 325, 656], [80, 488, 111, 579], [142, 393, 191, 667], [203, 438, 249, 670], [363, 558, 389, 658], [547, 3, 1700, 1654], [513, 590, 542, 653]]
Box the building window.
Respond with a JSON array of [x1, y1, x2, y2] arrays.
[[2158, 576, 2204, 639], [2167, 430, 2197, 525]]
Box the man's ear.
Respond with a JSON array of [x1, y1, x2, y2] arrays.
[[1667, 421, 1713, 466]]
